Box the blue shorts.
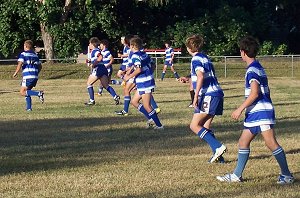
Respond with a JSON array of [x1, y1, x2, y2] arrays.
[[164, 60, 173, 67], [244, 124, 274, 135], [194, 95, 223, 115], [21, 78, 38, 89], [91, 65, 108, 78]]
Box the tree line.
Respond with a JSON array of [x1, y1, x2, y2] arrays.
[[0, 0, 299, 60]]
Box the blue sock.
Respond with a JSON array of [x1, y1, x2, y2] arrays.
[[106, 86, 117, 98], [87, 86, 94, 101], [273, 147, 291, 176], [98, 86, 103, 94], [233, 148, 250, 177], [26, 90, 39, 96], [124, 96, 131, 113], [197, 128, 222, 151], [150, 95, 158, 109], [138, 104, 150, 119], [148, 110, 162, 127], [174, 72, 180, 79], [161, 72, 165, 80], [25, 96, 32, 110]]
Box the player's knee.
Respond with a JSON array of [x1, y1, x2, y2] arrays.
[[265, 140, 279, 151], [238, 139, 250, 148], [130, 100, 138, 108], [20, 89, 26, 96], [189, 123, 197, 132]]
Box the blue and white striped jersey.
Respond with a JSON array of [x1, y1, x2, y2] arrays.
[[190, 53, 224, 97], [165, 47, 174, 61], [131, 51, 155, 92], [122, 46, 130, 67], [18, 50, 41, 80], [101, 48, 112, 67], [90, 48, 102, 67], [244, 60, 275, 127]]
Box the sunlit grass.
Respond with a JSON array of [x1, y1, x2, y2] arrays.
[[0, 77, 299, 197]]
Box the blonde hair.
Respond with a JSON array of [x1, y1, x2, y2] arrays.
[[24, 40, 34, 50], [185, 35, 204, 53]]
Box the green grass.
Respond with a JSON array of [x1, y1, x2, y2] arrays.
[[0, 76, 299, 197]]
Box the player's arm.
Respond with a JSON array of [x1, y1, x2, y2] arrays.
[[126, 67, 141, 80], [92, 53, 103, 68], [121, 53, 129, 58], [193, 70, 204, 107], [170, 52, 174, 63], [123, 63, 141, 81], [13, 61, 23, 78], [38, 63, 42, 73], [232, 80, 260, 120], [109, 55, 114, 65]]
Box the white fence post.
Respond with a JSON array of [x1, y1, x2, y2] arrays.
[[224, 56, 227, 78], [291, 55, 294, 78]]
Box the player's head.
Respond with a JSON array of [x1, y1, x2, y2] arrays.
[[100, 39, 109, 48], [89, 37, 100, 48], [121, 36, 125, 44], [185, 35, 204, 53], [124, 34, 133, 46], [164, 40, 171, 47], [239, 36, 259, 58], [130, 37, 143, 51], [24, 40, 34, 50]]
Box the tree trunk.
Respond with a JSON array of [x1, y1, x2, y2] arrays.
[[37, 0, 72, 62], [40, 22, 54, 62], [60, 0, 72, 24]]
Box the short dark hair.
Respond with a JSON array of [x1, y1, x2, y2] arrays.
[[164, 40, 171, 45], [100, 39, 109, 47], [130, 37, 143, 50], [124, 34, 134, 45], [239, 36, 260, 58], [89, 37, 100, 48]]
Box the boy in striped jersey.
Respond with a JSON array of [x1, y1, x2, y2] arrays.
[[160, 40, 180, 81], [112, 36, 131, 86], [98, 39, 114, 95], [123, 37, 163, 129], [13, 40, 44, 111], [85, 37, 120, 105], [115, 35, 160, 116], [186, 35, 226, 163], [217, 36, 294, 184]]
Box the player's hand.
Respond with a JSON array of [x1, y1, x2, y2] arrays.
[[231, 109, 242, 120], [193, 97, 198, 109], [12, 73, 17, 78], [123, 74, 129, 81], [179, 77, 188, 83], [117, 53, 122, 58]]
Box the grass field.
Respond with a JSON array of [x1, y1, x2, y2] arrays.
[[0, 70, 300, 197]]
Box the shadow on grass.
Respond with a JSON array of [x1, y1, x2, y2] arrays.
[[0, 115, 299, 176], [0, 90, 18, 95], [46, 71, 79, 80]]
